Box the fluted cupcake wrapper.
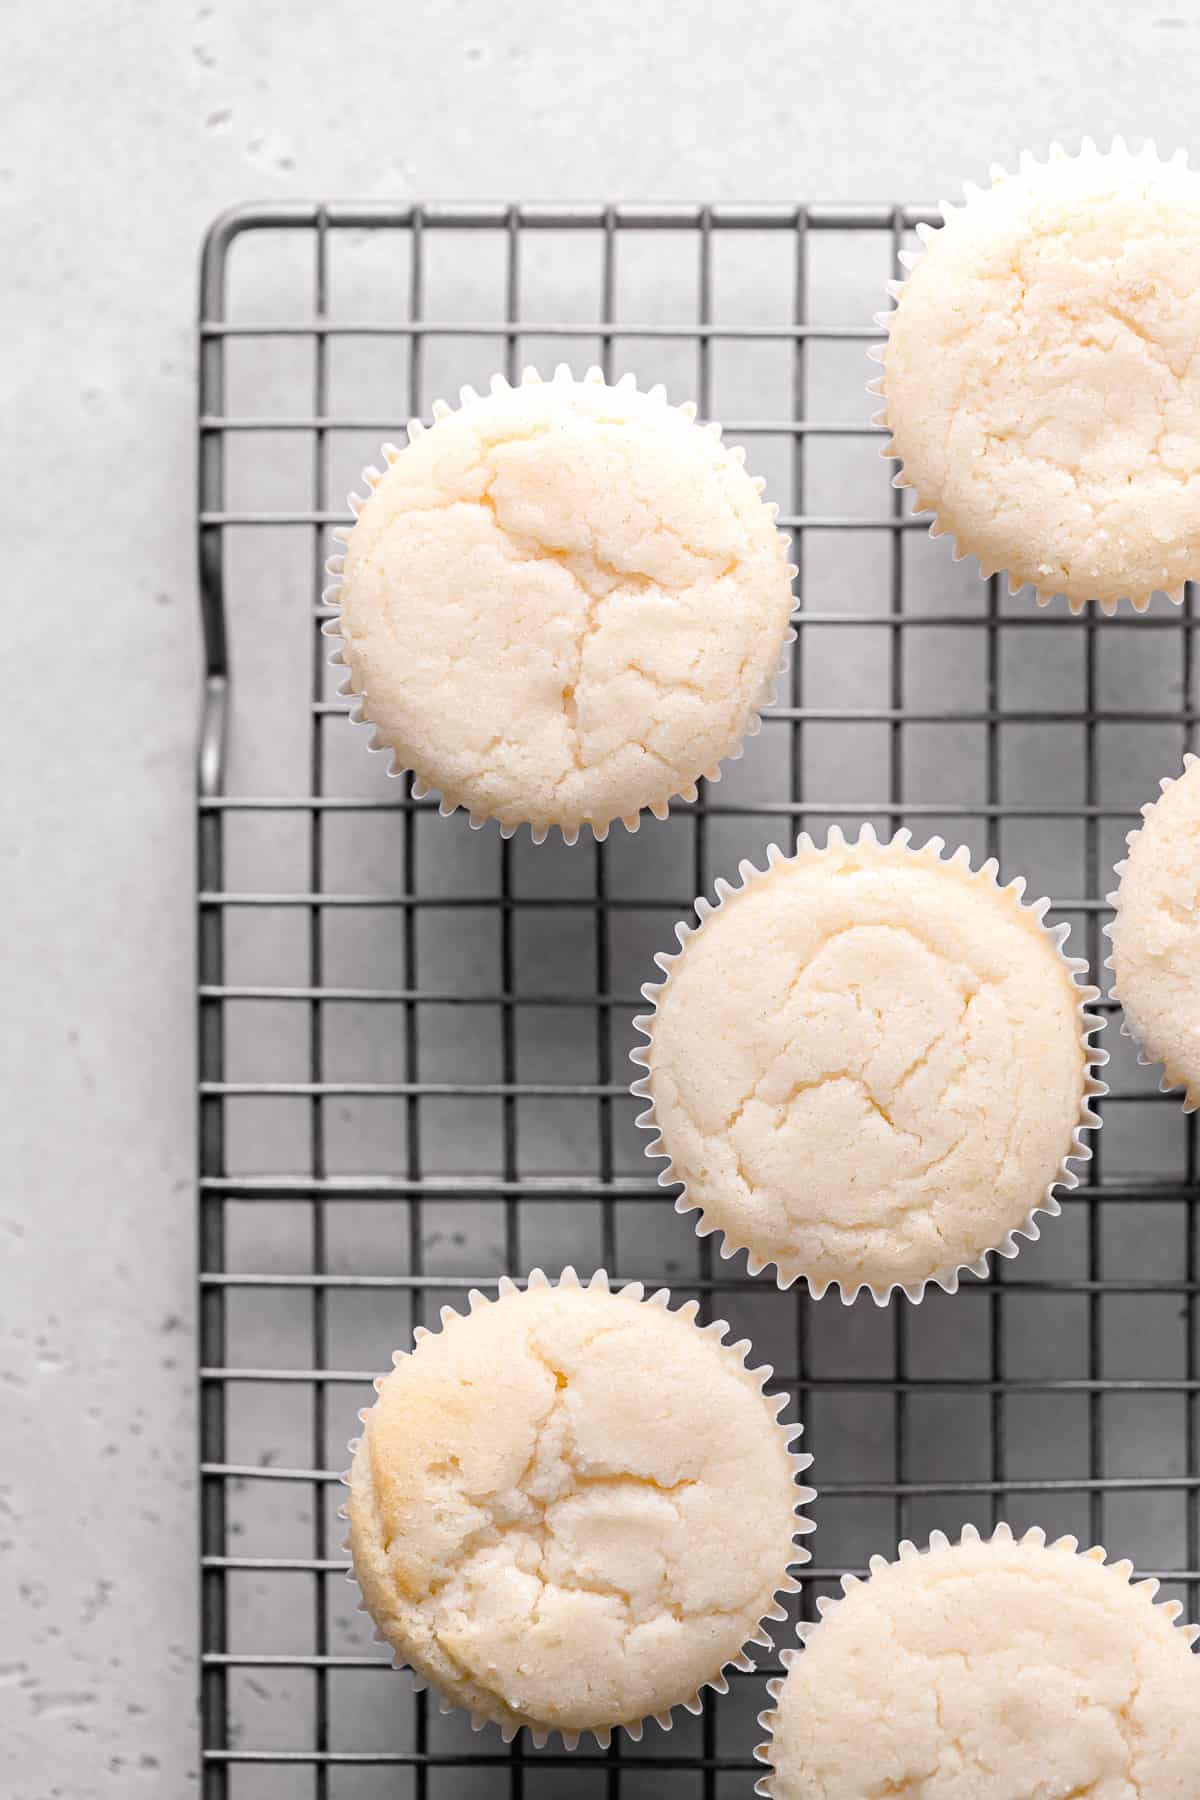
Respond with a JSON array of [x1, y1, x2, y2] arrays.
[[1104, 749, 1200, 1110], [338, 1264, 816, 1750], [869, 136, 1194, 617], [630, 824, 1108, 1305], [752, 1520, 1200, 1797], [321, 363, 798, 846]]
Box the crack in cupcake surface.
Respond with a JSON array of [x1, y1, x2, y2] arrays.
[[336, 376, 793, 833], [882, 145, 1200, 610], [348, 1283, 803, 1735], [762, 1533, 1200, 1799], [644, 840, 1091, 1295]]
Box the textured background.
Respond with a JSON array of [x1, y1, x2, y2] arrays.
[[4, 2, 1200, 1793]]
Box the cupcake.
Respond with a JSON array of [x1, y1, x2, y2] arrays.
[[325, 366, 795, 842], [757, 1524, 1200, 1799], [632, 828, 1106, 1301], [344, 1268, 813, 1747], [876, 139, 1200, 613], [1107, 753, 1200, 1107]]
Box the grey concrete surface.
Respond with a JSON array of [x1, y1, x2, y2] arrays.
[[4, 1, 1200, 1794]]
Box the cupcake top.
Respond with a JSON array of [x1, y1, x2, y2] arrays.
[[881, 141, 1200, 611], [637, 832, 1097, 1298], [346, 1272, 807, 1742], [760, 1526, 1200, 1799], [1109, 755, 1200, 1103], [332, 368, 794, 840]]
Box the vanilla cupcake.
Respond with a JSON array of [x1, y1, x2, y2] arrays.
[[1108, 753, 1200, 1106], [757, 1524, 1200, 1799], [877, 140, 1200, 613], [344, 1269, 812, 1746], [325, 367, 795, 842], [633, 829, 1105, 1301]]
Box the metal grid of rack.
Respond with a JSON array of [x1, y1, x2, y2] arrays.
[[197, 201, 1200, 1798]]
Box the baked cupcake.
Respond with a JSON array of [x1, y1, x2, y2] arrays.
[[325, 366, 795, 842], [757, 1524, 1200, 1799], [1107, 753, 1200, 1107], [632, 828, 1106, 1301], [876, 140, 1200, 613], [344, 1268, 812, 1747]]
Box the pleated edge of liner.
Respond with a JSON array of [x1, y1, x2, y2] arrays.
[[319, 362, 799, 846], [336, 1263, 818, 1751], [868, 136, 1194, 619], [751, 1519, 1200, 1798], [629, 822, 1110, 1306], [1104, 748, 1200, 1112]]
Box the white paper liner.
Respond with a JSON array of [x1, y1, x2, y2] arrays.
[[1104, 749, 1200, 1110], [339, 1264, 816, 1750], [321, 364, 798, 845], [753, 1520, 1200, 1798], [869, 137, 1195, 617], [630, 825, 1108, 1305]]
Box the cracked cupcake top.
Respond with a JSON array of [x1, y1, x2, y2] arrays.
[[640, 835, 1090, 1297], [762, 1529, 1200, 1799], [334, 370, 794, 838], [1109, 757, 1200, 1104], [882, 143, 1200, 611], [346, 1277, 804, 1738]]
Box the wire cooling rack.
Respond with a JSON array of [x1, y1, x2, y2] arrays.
[[196, 201, 1200, 1797]]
